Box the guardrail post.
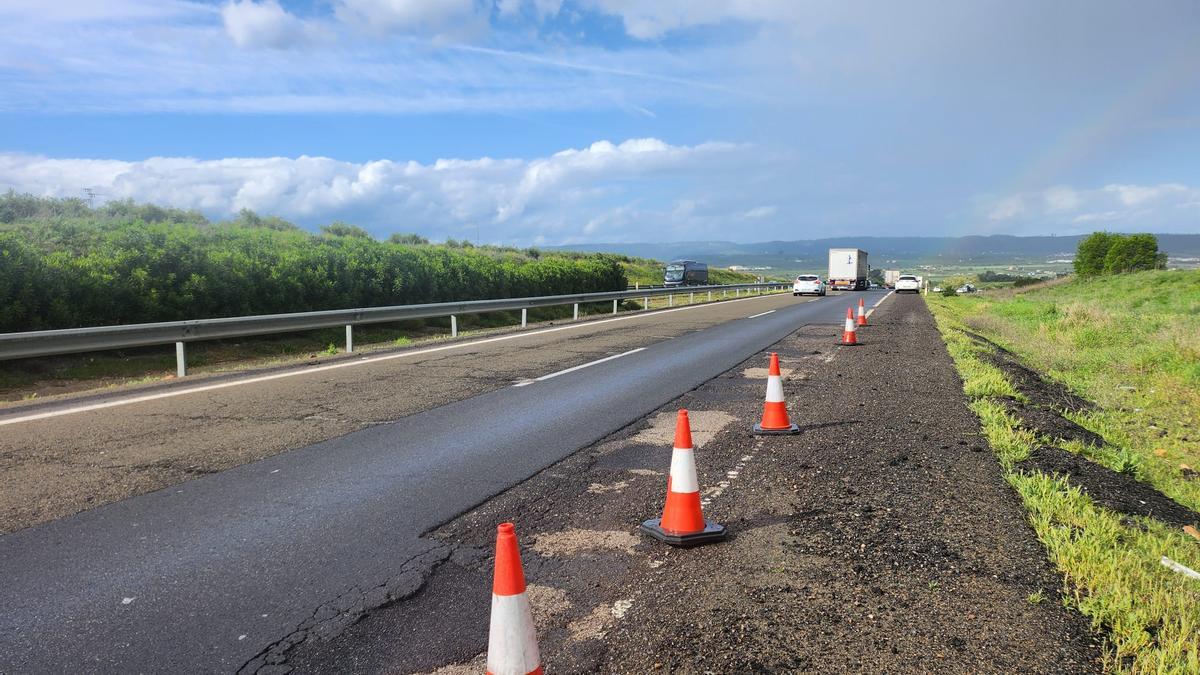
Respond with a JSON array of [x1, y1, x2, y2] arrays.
[[708, 290, 712, 301], [612, 299, 618, 314], [175, 341, 187, 377], [635, 282, 640, 290], [735, 288, 740, 297], [689, 292, 694, 304], [451, 315, 458, 337], [573, 303, 579, 320], [521, 308, 527, 327], [668, 294, 673, 307], [345, 325, 354, 353], [643, 295, 649, 310]]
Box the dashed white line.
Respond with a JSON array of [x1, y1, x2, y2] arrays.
[[512, 348, 646, 387], [747, 310, 776, 319]]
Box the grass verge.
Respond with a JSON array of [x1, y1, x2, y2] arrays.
[[926, 272, 1200, 672]]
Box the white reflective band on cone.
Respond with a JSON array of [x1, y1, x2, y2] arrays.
[[845, 317, 855, 332], [669, 447, 700, 493], [765, 375, 785, 402], [487, 593, 540, 675]]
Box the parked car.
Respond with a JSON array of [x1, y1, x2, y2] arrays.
[[894, 274, 921, 293], [793, 274, 827, 296], [932, 286, 943, 293], [956, 284, 977, 294]]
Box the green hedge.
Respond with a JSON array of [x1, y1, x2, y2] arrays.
[[0, 196, 627, 332]]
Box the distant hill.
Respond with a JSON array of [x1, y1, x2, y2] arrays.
[[549, 234, 1200, 275]]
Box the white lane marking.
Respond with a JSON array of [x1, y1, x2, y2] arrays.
[[0, 294, 790, 427], [512, 348, 645, 387], [747, 309, 776, 319], [865, 291, 895, 317]]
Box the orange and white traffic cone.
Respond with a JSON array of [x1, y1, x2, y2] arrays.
[[840, 307, 859, 346], [856, 298, 868, 326], [640, 409, 727, 547], [754, 352, 800, 435], [487, 523, 542, 675]]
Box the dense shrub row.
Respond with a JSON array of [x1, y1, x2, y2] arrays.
[[1074, 232, 1166, 277], [0, 194, 628, 332]]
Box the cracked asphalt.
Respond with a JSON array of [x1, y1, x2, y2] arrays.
[[0, 290, 876, 673]]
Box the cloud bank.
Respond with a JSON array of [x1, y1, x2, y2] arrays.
[[0, 139, 750, 243]]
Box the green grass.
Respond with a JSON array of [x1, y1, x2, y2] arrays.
[[927, 271, 1200, 672]]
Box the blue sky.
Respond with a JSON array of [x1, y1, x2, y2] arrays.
[[1, 0, 1199, 244]]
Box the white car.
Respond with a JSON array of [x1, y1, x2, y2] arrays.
[[895, 274, 921, 293], [793, 274, 827, 296]]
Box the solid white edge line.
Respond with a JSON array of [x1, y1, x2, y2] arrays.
[[865, 291, 896, 317], [746, 310, 776, 319], [0, 292, 789, 427], [514, 347, 646, 387]]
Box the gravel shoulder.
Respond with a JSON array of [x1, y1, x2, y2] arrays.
[[284, 294, 1101, 673]]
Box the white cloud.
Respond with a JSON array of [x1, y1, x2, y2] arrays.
[[221, 0, 320, 49], [0, 139, 748, 243], [741, 205, 777, 219], [333, 0, 483, 37], [981, 182, 1200, 233]]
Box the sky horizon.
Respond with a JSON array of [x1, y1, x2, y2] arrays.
[[2, 1, 1199, 245]]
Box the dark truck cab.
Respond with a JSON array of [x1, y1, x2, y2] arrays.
[[663, 260, 709, 286]]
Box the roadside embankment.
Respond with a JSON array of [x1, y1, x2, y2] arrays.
[[927, 270, 1200, 671]]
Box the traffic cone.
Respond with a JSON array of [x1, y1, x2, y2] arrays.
[[640, 409, 727, 547], [856, 298, 868, 326], [754, 352, 800, 435], [840, 307, 859, 346], [487, 523, 542, 675]]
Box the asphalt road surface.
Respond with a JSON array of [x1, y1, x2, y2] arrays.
[[0, 289, 889, 673]]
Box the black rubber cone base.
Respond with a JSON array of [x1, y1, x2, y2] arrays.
[[753, 422, 800, 435], [639, 519, 727, 547]]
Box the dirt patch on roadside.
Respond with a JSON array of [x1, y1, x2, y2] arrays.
[[963, 331, 1095, 414], [1001, 399, 1108, 448], [1018, 446, 1200, 528]]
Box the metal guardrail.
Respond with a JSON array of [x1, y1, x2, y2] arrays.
[[0, 283, 787, 376]]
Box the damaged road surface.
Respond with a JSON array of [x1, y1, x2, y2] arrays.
[[288, 294, 1101, 674], [0, 292, 885, 673]]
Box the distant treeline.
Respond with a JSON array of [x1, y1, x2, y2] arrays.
[[0, 192, 628, 332]]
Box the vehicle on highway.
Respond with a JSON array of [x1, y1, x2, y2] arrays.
[[895, 274, 921, 293], [828, 248, 870, 291], [932, 286, 943, 293], [956, 283, 977, 294], [663, 260, 708, 286], [883, 269, 901, 288], [792, 274, 827, 296]]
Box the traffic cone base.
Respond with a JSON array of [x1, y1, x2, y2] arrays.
[[754, 421, 800, 435], [639, 518, 727, 547]]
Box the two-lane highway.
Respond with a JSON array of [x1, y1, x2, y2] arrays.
[[0, 290, 890, 673]]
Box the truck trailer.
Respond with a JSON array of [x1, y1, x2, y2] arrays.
[[883, 270, 901, 289], [827, 248, 870, 291]]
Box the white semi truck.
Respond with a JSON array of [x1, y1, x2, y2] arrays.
[[883, 270, 901, 288], [827, 248, 870, 291]]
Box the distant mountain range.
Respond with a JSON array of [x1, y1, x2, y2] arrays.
[[550, 234, 1200, 273]]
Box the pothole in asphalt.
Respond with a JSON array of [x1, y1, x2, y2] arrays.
[[532, 528, 641, 557], [742, 367, 795, 380], [631, 410, 736, 447]]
